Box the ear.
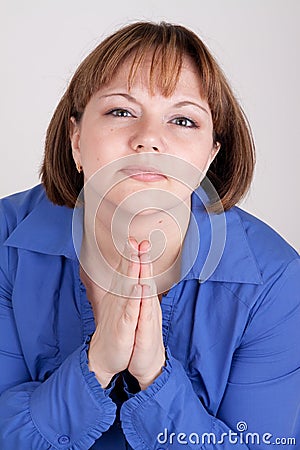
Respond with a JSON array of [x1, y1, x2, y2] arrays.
[[70, 117, 82, 167], [210, 141, 221, 164], [196, 141, 221, 187]]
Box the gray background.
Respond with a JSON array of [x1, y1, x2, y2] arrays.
[[1, 0, 299, 250]]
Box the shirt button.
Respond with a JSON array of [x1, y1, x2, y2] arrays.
[[58, 435, 70, 445]]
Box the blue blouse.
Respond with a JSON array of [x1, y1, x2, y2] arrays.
[[0, 184, 299, 449]]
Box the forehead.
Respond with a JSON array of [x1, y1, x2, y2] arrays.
[[103, 52, 203, 98]]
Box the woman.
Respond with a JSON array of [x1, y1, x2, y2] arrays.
[[0, 21, 299, 449]]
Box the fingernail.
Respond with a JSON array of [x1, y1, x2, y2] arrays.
[[144, 240, 151, 251]]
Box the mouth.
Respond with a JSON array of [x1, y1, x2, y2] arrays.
[[120, 166, 168, 182]]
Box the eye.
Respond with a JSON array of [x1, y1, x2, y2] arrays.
[[106, 108, 134, 117], [171, 117, 199, 128]]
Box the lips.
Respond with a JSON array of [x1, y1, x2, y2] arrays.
[[120, 165, 167, 181]]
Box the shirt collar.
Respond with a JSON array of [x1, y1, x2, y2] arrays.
[[4, 189, 77, 260], [4, 186, 262, 284], [181, 190, 263, 284]]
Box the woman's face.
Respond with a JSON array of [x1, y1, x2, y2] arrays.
[[70, 53, 219, 209]]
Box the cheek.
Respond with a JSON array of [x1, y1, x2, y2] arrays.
[[79, 131, 110, 168], [177, 145, 213, 174], [170, 128, 214, 162]]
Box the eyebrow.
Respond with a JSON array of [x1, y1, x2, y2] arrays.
[[173, 101, 209, 115], [99, 93, 137, 102], [99, 93, 209, 115]]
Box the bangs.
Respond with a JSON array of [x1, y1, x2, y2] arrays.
[[126, 42, 184, 97], [72, 22, 211, 114], [99, 22, 187, 96]]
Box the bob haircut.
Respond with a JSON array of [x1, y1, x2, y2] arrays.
[[40, 21, 255, 211]]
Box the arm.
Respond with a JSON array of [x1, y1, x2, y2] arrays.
[[0, 213, 116, 449], [120, 258, 300, 449], [0, 300, 116, 449]]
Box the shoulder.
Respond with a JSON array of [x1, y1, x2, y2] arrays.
[[184, 193, 298, 289], [0, 185, 49, 285], [223, 206, 299, 312], [231, 206, 299, 279], [0, 184, 46, 236], [192, 203, 300, 308], [1, 184, 77, 265], [229, 210, 300, 383]]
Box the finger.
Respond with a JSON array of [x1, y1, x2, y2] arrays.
[[129, 237, 139, 252], [135, 285, 157, 343], [119, 238, 139, 275], [122, 284, 142, 325], [124, 239, 140, 295], [140, 255, 157, 297], [139, 239, 151, 254], [139, 240, 153, 282], [111, 239, 140, 295], [140, 284, 154, 318], [141, 284, 162, 322], [139, 254, 152, 278]]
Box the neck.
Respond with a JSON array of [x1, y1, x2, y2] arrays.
[[81, 188, 192, 294]]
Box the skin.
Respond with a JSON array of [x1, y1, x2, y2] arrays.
[[70, 53, 220, 390]]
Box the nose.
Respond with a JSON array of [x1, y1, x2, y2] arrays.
[[134, 143, 159, 152], [129, 120, 164, 153]]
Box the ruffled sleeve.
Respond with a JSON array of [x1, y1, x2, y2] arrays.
[[0, 341, 117, 449], [120, 347, 213, 450]]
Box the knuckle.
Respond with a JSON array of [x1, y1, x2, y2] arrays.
[[123, 309, 138, 324], [123, 312, 133, 323]]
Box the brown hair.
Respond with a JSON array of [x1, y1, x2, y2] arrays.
[[40, 21, 255, 211]]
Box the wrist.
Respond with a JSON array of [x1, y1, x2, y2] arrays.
[[87, 346, 115, 389], [138, 368, 163, 390], [137, 358, 166, 390], [88, 359, 114, 389]]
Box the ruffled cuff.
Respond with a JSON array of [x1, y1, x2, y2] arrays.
[[120, 347, 213, 450], [120, 347, 173, 449], [30, 343, 117, 449]]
